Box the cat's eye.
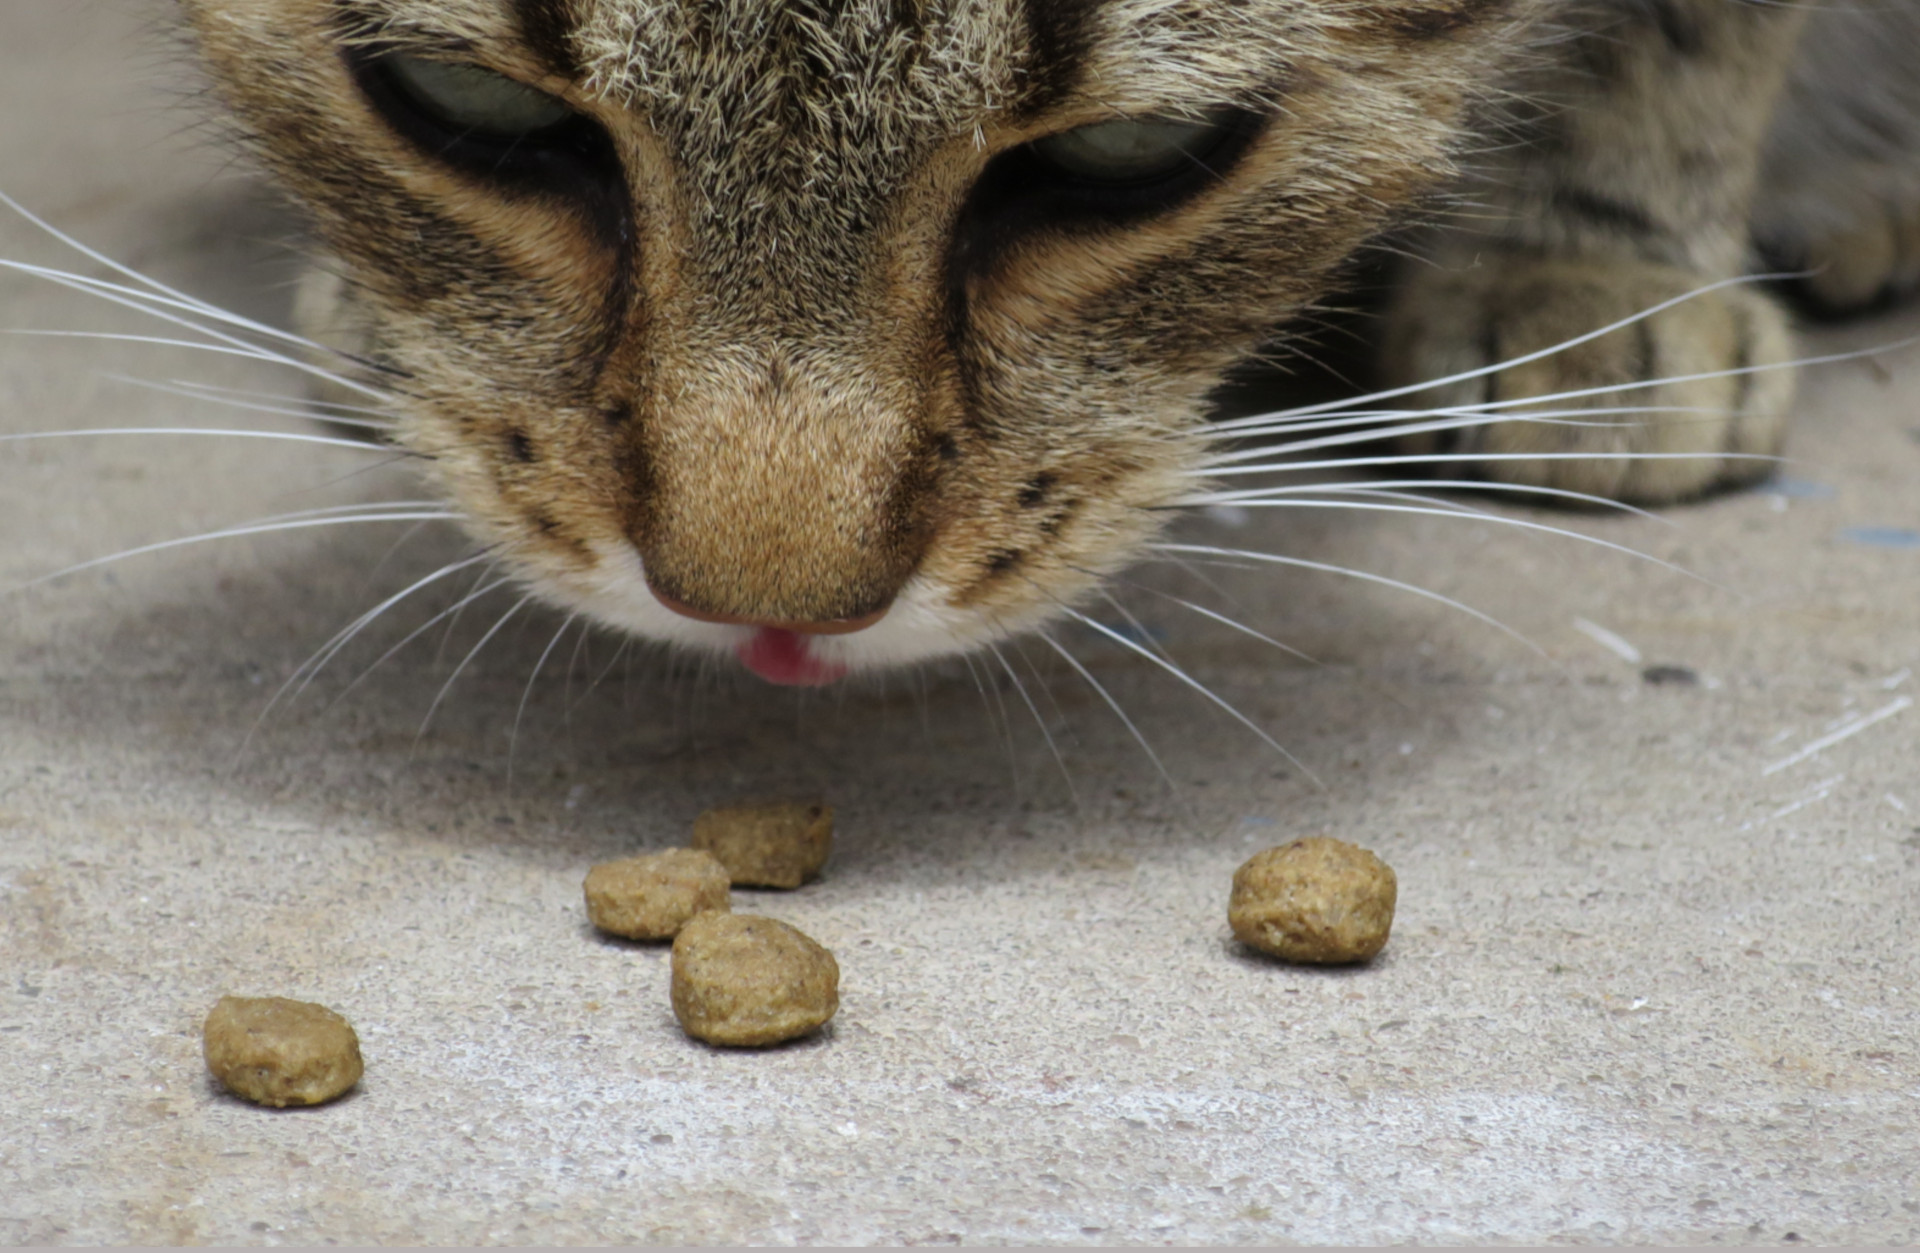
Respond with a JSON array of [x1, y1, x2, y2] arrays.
[[950, 107, 1259, 264], [1031, 114, 1239, 184], [348, 46, 629, 244], [379, 54, 573, 138]]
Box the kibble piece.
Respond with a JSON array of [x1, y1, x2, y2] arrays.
[[202, 996, 363, 1107], [584, 848, 732, 940], [670, 913, 839, 1047], [1229, 837, 1397, 964], [691, 800, 832, 889]]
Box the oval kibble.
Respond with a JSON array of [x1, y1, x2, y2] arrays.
[[202, 995, 363, 1107], [670, 913, 839, 1047], [690, 799, 832, 889], [1229, 837, 1397, 964], [584, 847, 732, 940]]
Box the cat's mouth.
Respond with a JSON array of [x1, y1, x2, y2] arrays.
[[736, 628, 849, 687], [648, 588, 885, 686]]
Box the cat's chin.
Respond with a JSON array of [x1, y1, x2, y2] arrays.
[[532, 543, 1023, 683]]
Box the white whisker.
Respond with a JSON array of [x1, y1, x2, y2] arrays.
[[245, 550, 493, 746], [1036, 628, 1173, 787], [1211, 337, 1910, 453], [1203, 405, 1732, 464], [509, 612, 580, 784], [1011, 635, 1076, 729], [1095, 589, 1179, 667], [957, 652, 1018, 781], [242, 501, 448, 524], [568, 634, 634, 717], [1151, 541, 1542, 654], [1202, 405, 1598, 444], [9, 511, 457, 594], [1, 266, 397, 401], [1178, 478, 1667, 519], [146, 377, 401, 421], [1210, 272, 1838, 432], [1063, 605, 1314, 781], [101, 374, 397, 432], [0, 257, 338, 361], [987, 640, 1076, 799], [417, 595, 536, 741], [324, 575, 517, 710], [0, 189, 345, 356], [1201, 448, 1785, 480], [0, 425, 393, 453], [1178, 498, 1710, 581], [8, 328, 298, 362], [1123, 582, 1319, 666]]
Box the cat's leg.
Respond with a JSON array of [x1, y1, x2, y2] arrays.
[[1752, 1, 1920, 316], [1381, 0, 1812, 504]]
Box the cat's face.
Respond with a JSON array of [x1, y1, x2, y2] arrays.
[[183, 0, 1520, 684]]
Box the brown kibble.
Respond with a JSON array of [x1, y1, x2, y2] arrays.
[[202, 996, 363, 1107], [584, 848, 732, 940], [691, 800, 832, 889], [670, 913, 839, 1047], [1229, 837, 1397, 964]]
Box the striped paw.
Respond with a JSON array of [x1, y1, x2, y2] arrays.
[[1380, 257, 1795, 505]]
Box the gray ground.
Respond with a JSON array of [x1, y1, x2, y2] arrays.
[[3, 3, 1917, 1245]]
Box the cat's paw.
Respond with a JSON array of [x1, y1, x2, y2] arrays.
[[1762, 197, 1920, 316], [1380, 257, 1795, 504]]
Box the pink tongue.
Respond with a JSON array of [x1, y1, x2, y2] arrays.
[[737, 628, 848, 687]]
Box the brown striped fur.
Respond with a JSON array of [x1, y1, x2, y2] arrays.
[[178, 0, 1920, 676]]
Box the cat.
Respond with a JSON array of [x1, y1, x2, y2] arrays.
[[171, 0, 1920, 690]]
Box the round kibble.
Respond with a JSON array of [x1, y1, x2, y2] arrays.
[[202, 995, 363, 1107], [670, 913, 839, 1047], [584, 848, 732, 940], [691, 799, 832, 889], [1229, 837, 1397, 964]]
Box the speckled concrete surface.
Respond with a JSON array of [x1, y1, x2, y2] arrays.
[[3, 3, 1918, 1245]]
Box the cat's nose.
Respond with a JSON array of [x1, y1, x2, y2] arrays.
[[648, 587, 888, 635]]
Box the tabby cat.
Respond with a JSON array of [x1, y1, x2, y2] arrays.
[[178, 0, 1920, 686]]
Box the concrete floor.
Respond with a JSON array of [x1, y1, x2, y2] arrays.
[[3, 2, 1917, 1244]]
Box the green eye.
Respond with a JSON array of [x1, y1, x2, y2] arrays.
[[1031, 113, 1239, 183], [381, 54, 573, 137]]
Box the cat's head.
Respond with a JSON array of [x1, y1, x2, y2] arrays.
[[184, 0, 1521, 684]]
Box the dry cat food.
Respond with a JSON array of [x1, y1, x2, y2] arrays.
[[202, 995, 363, 1107], [691, 799, 833, 889], [670, 912, 840, 1047], [1229, 837, 1398, 964], [584, 848, 732, 940]]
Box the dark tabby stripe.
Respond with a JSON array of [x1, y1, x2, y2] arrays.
[[509, 0, 584, 79], [1017, 0, 1106, 115], [1375, 0, 1512, 41]]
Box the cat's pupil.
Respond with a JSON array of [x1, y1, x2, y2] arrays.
[[380, 54, 573, 138], [1031, 114, 1237, 183]]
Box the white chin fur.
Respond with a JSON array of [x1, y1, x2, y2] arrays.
[[533, 541, 1012, 677]]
